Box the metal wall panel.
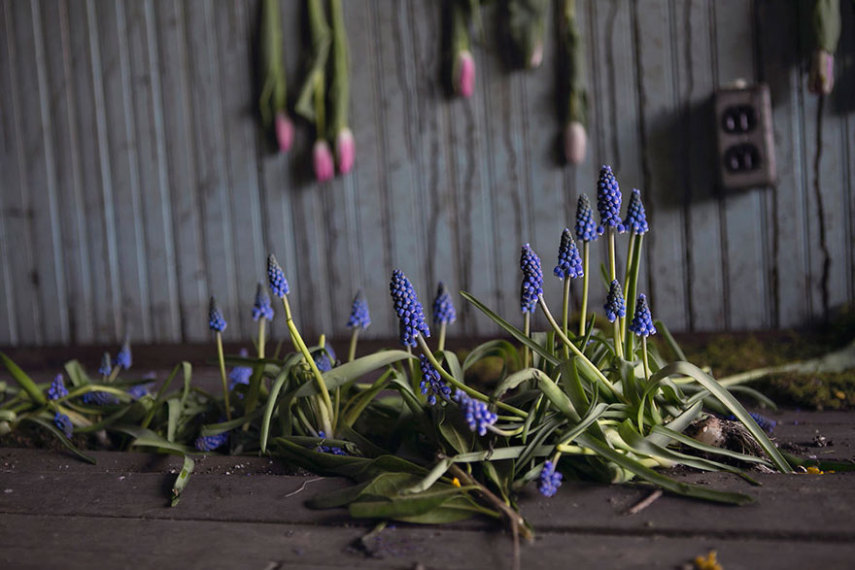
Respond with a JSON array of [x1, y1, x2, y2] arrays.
[[1, 0, 853, 347]]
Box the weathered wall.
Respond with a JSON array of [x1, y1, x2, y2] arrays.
[[1, 0, 853, 347]]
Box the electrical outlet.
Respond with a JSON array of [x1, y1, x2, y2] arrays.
[[714, 83, 776, 189]]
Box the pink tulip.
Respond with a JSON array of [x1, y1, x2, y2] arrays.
[[313, 139, 335, 182], [335, 127, 355, 174], [809, 50, 834, 95], [275, 112, 294, 153], [563, 121, 587, 166], [529, 42, 544, 69], [454, 50, 475, 98]]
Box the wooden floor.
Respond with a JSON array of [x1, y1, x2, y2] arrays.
[[0, 408, 853, 569]]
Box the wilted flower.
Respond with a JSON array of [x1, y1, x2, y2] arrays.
[[275, 111, 294, 153], [454, 50, 475, 98], [563, 121, 587, 165], [313, 139, 335, 182], [335, 127, 355, 174]]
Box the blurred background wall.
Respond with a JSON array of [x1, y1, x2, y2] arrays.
[[1, 0, 853, 347]]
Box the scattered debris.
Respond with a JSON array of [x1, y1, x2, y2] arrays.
[[626, 489, 662, 515]]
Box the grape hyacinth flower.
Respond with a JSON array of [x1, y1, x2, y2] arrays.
[[54, 412, 73, 439], [553, 229, 584, 280], [128, 383, 154, 400], [520, 244, 544, 314], [314, 348, 334, 373], [390, 269, 430, 348], [83, 390, 119, 406], [98, 352, 112, 377], [432, 282, 457, 326], [208, 298, 227, 333], [195, 431, 229, 452], [575, 194, 598, 243], [114, 339, 132, 370], [727, 412, 776, 434], [335, 127, 355, 175], [419, 354, 451, 406], [596, 165, 624, 233], [604, 280, 626, 323], [538, 460, 563, 497], [313, 139, 335, 182], [316, 431, 347, 455], [267, 254, 290, 298], [453, 390, 497, 436], [346, 291, 371, 330], [228, 353, 253, 392], [47, 374, 68, 400], [628, 294, 656, 337], [623, 189, 649, 236], [252, 283, 274, 321]]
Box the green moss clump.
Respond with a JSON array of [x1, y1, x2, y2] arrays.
[[756, 372, 855, 411]]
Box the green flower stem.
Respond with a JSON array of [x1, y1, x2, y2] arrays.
[[641, 336, 651, 384], [523, 312, 532, 369], [613, 316, 623, 360], [347, 328, 359, 363], [487, 424, 525, 438], [607, 228, 624, 360], [623, 234, 644, 357], [215, 332, 232, 422], [555, 443, 595, 455], [416, 336, 527, 418], [536, 294, 627, 403], [279, 296, 334, 435], [620, 234, 636, 344], [579, 242, 590, 336], [438, 322, 448, 353], [561, 277, 571, 360], [257, 318, 267, 359]]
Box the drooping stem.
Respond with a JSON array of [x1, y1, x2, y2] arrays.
[[579, 242, 590, 337], [215, 332, 232, 421], [280, 296, 333, 434], [417, 335, 527, 418], [347, 328, 359, 363]]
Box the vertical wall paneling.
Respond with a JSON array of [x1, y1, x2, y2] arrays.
[[634, 0, 689, 330], [1, 0, 854, 347]]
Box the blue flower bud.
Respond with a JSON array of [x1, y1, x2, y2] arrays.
[[596, 165, 625, 232], [114, 339, 132, 370], [604, 280, 626, 323], [47, 374, 68, 400], [195, 431, 229, 452], [267, 254, 290, 298], [252, 282, 274, 321], [628, 294, 657, 337], [553, 229, 584, 280], [623, 189, 649, 235], [346, 290, 371, 329], [98, 352, 112, 376], [432, 282, 457, 326], [520, 244, 544, 314], [208, 297, 227, 333], [575, 194, 598, 242]]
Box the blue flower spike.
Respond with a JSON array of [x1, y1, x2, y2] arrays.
[[228, 349, 253, 392], [252, 282, 274, 321], [623, 189, 649, 235], [596, 165, 625, 233], [98, 352, 112, 377], [208, 297, 227, 333], [520, 244, 544, 314], [538, 460, 563, 497], [389, 269, 430, 348], [47, 374, 68, 400], [432, 282, 457, 326], [267, 254, 290, 298], [114, 339, 132, 370], [453, 390, 497, 436], [54, 412, 73, 439], [346, 290, 371, 330], [316, 431, 347, 455], [604, 280, 626, 323], [419, 354, 451, 406], [554, 229, 584, 280], [575, 194, 598, 243], [628, 294, 657, 337], [195, 431, 229, 452]]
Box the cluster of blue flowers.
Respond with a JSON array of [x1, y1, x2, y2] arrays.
[[195, 431, 229, 452], [432, 282, 457, 326], [453, 390, 497, 436], [208, 297, 227, 333], [252, 283, 274, 321], [47, 374, 68, 400], [623, 188, 649, 235], [98, 352, 112, 376], [389, 269, 430, 347], [726, 412, 776, 434], [575, 194, 598, 243], [346, 291, 371, 329], [316, 431, 347, 455], [314, 347, 336, 373], [553, 228, 584, 280], [114, 341, 132, 370], [596, 165, 625, 232], [419, 354, 451, 406], [53, 412, 73, 439], [228, 364, 253, 391], [628, 294, 657, 337], [604, 280, 626, 323], [82, 390, 119, 406], [128, 383, 154, 400], [267, 254, 290, 298], [538, 460, 563, 497], [520, 244, 544, 313]]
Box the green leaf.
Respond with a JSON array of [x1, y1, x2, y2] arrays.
[[438, 413, 470, 455], [348, 487, 473, 519], [0, 352, 46, 404], [63, 360, 91, 387], [260, 367, 292, 453], [534, 369, 581, 423], [295, 350, 414, 398], [654, 320, 686, 361], [462, 339, 521, 373], [115, 425, 194, 455], [171, 455, 195, 507], [649, 361, 791, 473], [21, 416, 95, 464]]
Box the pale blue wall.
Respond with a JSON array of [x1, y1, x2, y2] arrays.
[[1, 0, 853, 346]]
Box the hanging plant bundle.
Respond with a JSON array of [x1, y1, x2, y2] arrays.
[[808, 0, 841, 95], [507, 0, 549, 69], [258, 0, 293, 153], [450, 0, 479, 98], [560, 0, 588, 165]]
